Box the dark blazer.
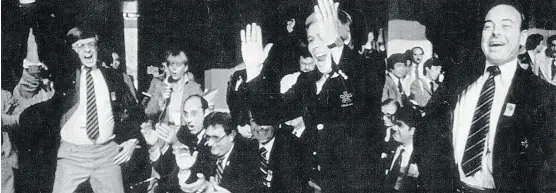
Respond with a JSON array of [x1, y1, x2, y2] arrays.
[[379, 144, 423, 193], [263, 132, 305, 193], [218, 136, 261, 193], [246, 47, 382, 192], [17, 65, 148, 193], [418, 65, 556, 192]]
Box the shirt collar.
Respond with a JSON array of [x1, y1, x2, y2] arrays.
[[485, 58, 517, 88], [388, 72, 401, 82], [259, 137, 276, 151], [219, 143, 234, 164], [81, 65, 99, 72], [197, 129, 206, 143], [331, 45, 344, 65], [397, 143, 414, 155]]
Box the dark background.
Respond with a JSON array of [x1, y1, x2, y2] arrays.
[[2, 0, 554, 96]]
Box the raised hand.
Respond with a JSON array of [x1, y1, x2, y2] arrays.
[[156, 123, 178, 144], [173, 144, 198, 170], [314, 0, 340, 45], [140, 121, 159, 145], [240, 23, 273, 81]]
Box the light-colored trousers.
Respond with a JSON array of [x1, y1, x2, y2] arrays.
[[52, 140, 124, 193]]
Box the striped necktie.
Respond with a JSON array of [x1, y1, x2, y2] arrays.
[[461, 66, 500, 177], [216, 157, 225, 184], [85, 67, 99, 141], [259, 147, 271, 188]]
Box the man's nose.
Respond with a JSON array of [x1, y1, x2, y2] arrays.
[[492, 25, 503, 36]]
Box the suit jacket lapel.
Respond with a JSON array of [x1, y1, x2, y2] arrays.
[[60, 68, 81, 128], [493, 66, 525, 180], [268, 136, 281, 169], [421, 79, 433, 95]]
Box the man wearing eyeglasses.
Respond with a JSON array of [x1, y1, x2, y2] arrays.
[[19, 26, 146, 193], [181, 112, 260, 193]]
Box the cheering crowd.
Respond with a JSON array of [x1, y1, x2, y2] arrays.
[[2, 0, 556, 193]]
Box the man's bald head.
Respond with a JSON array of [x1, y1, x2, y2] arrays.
[[480, 4, 527, 66]]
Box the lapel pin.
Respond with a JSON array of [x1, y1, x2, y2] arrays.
[[520, 138, 528, 149], [503, 103, 516, 117]]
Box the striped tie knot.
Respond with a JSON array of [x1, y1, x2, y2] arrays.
[[486, 66, 500, 77]]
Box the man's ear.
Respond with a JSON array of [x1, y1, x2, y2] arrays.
[[519, 30, 528, 47], [410, 127, 416, 135]]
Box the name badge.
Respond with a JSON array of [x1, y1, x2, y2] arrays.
[[111, 92, 117, 101], [503, 103, 516, 117]]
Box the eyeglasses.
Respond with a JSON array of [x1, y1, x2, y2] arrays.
[[72, 41, 97, 52], [167, 61, 188, 68], [206, 134, 228, 144]]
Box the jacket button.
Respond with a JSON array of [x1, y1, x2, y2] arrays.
[[313, 151, 317, 155], [317, 124, 324, 130], [63, 93, 67, 96]]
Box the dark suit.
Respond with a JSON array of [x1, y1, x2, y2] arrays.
[[226, 70, 250, 128], [518, 52, 535, 73], [260, 132, 305, 193], [379, 144, 423, 193], [17, 65, 148, 193], [246, 47, 383, 192], [418, 64, 556, 192], [217, 136, 261, 193], [155, 127, 215, 193]]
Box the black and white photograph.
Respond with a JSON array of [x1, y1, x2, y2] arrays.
[[1, 0, 556, 192]]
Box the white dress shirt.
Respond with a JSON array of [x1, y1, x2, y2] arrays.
[[388, 73, 411, 95], [196, 129, 206, 145], [389, 144, 414, 173], [258, 137, 276, 160], [219, 144, 235, 171], [452, 59, 517, 189], [61, 66, 115, 145]]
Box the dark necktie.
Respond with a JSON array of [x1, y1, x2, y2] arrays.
[[259, 147, 271, 188], [461, 66, 500, 177], [386, 148, 404, 189], [85, 67, 99, 141], [430, 82, 435, 93], [216, 157, 225, 183], [397, 78, 404, 94], [551, 59, 555, 78]]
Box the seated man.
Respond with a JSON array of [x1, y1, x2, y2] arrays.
[[381, 108, 423, 192], [178, 112, 261, 193]]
